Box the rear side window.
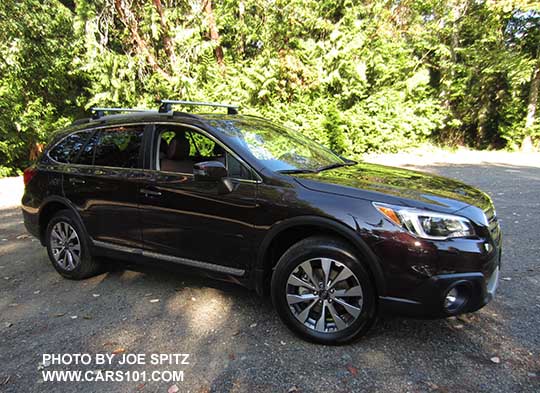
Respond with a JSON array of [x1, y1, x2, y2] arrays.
[[48, 131, 93, 163], [93, 126, 144, 168]]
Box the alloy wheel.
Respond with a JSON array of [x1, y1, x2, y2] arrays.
[[50, 221, 81, 271], [286, 258, 363, 333]]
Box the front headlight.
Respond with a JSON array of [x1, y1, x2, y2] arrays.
[[373, 202, 475, 240]]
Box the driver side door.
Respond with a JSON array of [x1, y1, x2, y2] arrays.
[[138, 123, 259, 274]]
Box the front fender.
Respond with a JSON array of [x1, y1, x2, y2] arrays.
[[253, 215, 386, 296]]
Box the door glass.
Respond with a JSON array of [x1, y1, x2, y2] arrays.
[[49, 131, 93, 163], [227, 153, 252, 180], [187, 131, 216, 159], [94, 126, 144, 168], [157, 126, 251, 179], [157, 128, 219, 173]]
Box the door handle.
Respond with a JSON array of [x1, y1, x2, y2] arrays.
[[140, 188, 162, 197], [69, 178, 86, 185]]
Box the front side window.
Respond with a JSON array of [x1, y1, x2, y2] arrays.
[[157, 126, 251, 179], [93, 126, 144, 168], [48, 131, 93, 163]]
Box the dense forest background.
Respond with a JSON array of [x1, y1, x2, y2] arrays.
[[0, 0, 539, 176]]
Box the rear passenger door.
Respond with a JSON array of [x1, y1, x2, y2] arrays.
[[63, 125, 147, 249]]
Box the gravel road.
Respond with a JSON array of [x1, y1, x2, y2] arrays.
[[0, 161, 539, 393]]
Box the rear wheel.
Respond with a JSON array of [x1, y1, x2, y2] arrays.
[[45, 209, 102, 279], [271, 236, 377, 344]]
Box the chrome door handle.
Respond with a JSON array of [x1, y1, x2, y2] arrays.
[[69, 178, 86, 185], [140, 188, 162, 197]]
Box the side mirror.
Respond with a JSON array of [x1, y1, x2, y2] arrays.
[[193, 161, 228, 181]]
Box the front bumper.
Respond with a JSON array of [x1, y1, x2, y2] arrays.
[[379, 253, 500, 318]]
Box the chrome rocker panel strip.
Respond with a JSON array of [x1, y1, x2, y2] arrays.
[[92, 239, 245, 277]]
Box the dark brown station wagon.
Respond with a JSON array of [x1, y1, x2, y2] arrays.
[[22, 100, 502, 344]]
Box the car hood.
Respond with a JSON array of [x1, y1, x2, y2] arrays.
[[293, 162, 492, 214]]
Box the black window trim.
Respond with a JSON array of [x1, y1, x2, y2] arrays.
[[75, 129, 98, 166]]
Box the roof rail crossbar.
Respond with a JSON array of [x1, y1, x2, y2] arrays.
[[90, 107, 155, 120], [158, 100, 239, 115]]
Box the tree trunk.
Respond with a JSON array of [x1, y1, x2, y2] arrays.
[[114, 0, 171, 81], [439, 0, 469, 146], [522, 57, 540, 152], [152, 0, 177, 69], [238, 0, 245, 56], [203, 0, 225, 70]]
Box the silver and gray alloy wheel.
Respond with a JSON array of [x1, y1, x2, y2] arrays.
[[286, 258, 363, 333], [49, 221, 81, 271], [272, 235, 376, 344], [46, 209, 102, 279]]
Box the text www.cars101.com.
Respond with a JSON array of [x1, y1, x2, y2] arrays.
[[42, 370, 184, 383]]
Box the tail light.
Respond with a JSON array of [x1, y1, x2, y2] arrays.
[[23, 167, 37, 186]]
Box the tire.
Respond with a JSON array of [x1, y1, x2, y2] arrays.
[[45, 209, 102, 279], [271, 236, 377, 344]]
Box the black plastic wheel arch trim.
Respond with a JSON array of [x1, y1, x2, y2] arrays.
[[253, 215, 386, 296]]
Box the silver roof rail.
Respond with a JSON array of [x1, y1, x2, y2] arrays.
[[158, 100, 239, 115], [91, 107, 156, 120]]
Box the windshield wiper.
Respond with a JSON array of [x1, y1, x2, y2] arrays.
[[277, 169, 317, 174], [316, 161, 356, 172]]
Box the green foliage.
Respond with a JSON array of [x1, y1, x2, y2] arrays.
[[0, 0, 86, 175], [323, 105, 346, 154], [1, 0, 539, 176]]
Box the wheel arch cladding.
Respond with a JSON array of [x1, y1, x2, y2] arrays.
[[38, 197, 85, 245], [255, 216, 385, 297]]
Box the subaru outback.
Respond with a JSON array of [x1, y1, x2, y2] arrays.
[[22, 100, 501, 344]]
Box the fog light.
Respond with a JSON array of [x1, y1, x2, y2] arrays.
[[444, 288, 459, 309], [444, 284, 469, 313]]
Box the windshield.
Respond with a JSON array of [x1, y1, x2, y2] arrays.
[[209, 118, 347, 172]]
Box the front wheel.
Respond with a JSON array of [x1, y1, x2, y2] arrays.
[[45, 209, 102, 279], [271, 236, 377, 344]]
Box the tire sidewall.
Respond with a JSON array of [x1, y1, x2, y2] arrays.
[[45, 210, 92, 279], [271, 240, 377, 345]]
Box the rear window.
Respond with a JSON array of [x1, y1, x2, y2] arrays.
[[48, 131, 93, 163], [93, 126, 144, 168]]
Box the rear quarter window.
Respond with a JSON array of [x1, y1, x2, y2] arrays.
[[48, 131, 93, 163]]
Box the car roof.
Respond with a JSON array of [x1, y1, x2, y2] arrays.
[[46, 111, 274, 161], [63, 111, 270, 134], [81, 110, 262, 124]]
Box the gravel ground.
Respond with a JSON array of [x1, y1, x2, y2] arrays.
[[0, 158, 539, 393]]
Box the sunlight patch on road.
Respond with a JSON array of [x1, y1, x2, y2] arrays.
[[117, 270, 147, 283], [171, 288, 233, 335]]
